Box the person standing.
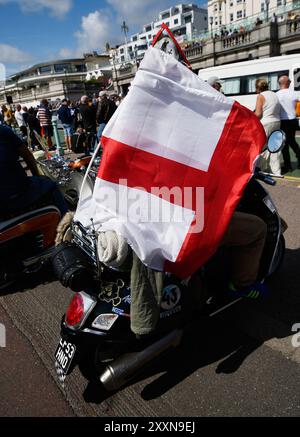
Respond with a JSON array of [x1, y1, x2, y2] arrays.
[[15, 104, 27, 140], [1, 105, 14, 126], [207, 76, 223, 93], [78, 95, 97, 154], [27, 107, 41, 151], [69, 101, 79, 132], [58, 99, 73, 153], [277, 75, 300, 173], [254, 79, 281, 175], [37, 99, 54, 149], [96, 91, 117, 143], [22, 106, 29, 126]]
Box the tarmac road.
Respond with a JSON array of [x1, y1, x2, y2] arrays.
[[0, 178, 300, 417]]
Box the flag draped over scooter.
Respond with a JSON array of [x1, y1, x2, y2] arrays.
[[75, 27, 266, 278]]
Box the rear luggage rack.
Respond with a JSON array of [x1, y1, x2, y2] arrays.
[[71, 220, 99, 269]]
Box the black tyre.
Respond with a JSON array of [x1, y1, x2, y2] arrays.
[[61, 172, 84, 208]]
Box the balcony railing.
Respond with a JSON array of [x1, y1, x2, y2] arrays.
[[184, 45, 203, 58], [221, 32, 251, 49], [19, 90, 33, 98]]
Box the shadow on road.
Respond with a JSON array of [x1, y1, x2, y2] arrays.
[[82, 247, 300, 404], [0, 264, 56, 297]]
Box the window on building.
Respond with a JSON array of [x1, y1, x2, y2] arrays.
[[75, 64, 87, 72], [40, 65, 52, 74], [184, 15, 192, 24], [161, 12, 170, 19], [128, 46, 133, 52], [230, 13, 234, 21], [261, 2, 265, 12], [174, 7, 179, 14], [54, 64, 70, 73], [277, 0, 282, 5], [165, 22, 170, 27], [120, 48, 124, 54], [237, 0, 242, 3], [174, 18, 178, 25], [132, 35, 138, 41], [219, 17, 222, 25], [237, 10, 243, 19], [244, 10, 246, 17], [230, 1, 233, 6], [145, 25, 152, 32], [214, 4, 218, 12], [121, 56, 125, 62]]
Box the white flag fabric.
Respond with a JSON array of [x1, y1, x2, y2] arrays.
[[75, 46, 266, 278]]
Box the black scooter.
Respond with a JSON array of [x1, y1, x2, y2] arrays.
[[52, 131, 287, 392]]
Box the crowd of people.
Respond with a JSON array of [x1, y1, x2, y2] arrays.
[[209, 75, 300, 176], [0, 91, 122, 155], [254, 75, 300, 175], [182, 8, 298, 52]]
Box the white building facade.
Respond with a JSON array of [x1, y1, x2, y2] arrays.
[[208, 0, 295, 32], [113, 3, 208, 65]]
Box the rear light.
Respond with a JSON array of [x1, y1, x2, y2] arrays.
[[65, 292, 96, 330]]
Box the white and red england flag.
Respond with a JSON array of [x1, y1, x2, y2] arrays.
[[75, 39, 266, 278]]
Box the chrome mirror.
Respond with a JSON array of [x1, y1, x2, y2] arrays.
[[267, 130, 285, 153]]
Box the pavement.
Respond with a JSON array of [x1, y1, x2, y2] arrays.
[[0, 178, 300, 417]]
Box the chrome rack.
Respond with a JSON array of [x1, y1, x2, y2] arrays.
[[71, 220, 100, 271]]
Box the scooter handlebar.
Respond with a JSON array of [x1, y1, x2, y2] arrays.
[[255, 171, 276, 186]]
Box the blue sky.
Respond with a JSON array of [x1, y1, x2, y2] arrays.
[[0, 0, 206, 77]]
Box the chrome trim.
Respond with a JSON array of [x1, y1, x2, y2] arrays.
[[82, 328, 107, 336], [260, 188, 282, 278], [209, 298, 242, 317], [267, 213, 282, 277]]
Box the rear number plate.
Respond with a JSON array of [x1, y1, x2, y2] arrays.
[[54, 338, 76, 378]]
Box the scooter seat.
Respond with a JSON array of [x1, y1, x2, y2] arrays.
[[0, 192, 60, 223]]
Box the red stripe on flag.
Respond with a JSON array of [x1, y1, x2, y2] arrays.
[[98, 101, 266, 277]]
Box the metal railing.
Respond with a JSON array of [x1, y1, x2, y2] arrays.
[[222, 31, 252, 49], [184, 45, 203, 58], [192, 3, 300, 43]]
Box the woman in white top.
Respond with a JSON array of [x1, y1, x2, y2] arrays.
[[255, 79, 282, 175]]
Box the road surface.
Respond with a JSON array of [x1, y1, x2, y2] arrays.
[[0, 178, 300, 417]]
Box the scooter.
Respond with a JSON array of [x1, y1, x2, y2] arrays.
[[32, 127, 99, 209], [0, 193, 61, 290], [52, 131, 287, 392], [36, 154, 99, 208]]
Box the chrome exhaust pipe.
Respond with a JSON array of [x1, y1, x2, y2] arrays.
[[99, 329, 183, 392]]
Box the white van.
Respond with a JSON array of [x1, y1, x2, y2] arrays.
[[198, 54, 300, 110]]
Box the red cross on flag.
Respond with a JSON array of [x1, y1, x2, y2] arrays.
[[75, 27, 266, 278]]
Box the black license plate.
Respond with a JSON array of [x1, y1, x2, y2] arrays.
[[54, 338, 76, 379]]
